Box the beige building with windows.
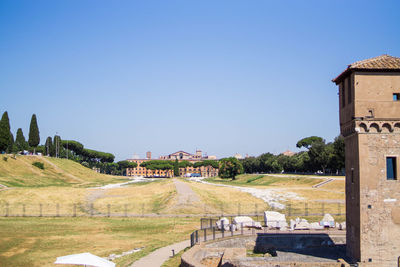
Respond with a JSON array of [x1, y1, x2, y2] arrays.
[[333, 55, 400, 266], [126, 150, 218, 177]]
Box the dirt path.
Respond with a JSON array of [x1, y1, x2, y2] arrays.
[[130, 239, 189, 267], [173, 179, 200, 205]]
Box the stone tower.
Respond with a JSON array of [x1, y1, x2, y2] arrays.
[[333, 55, 400, 266]]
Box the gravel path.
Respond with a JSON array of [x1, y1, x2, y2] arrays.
[[173, 179, 200, 205], [130, 239, 189, 267]]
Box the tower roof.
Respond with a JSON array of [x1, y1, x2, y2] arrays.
[[333, 55, 400, 84]]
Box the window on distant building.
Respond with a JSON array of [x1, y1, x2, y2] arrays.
[[393, 93, 400, 101], [386, 157, 397, 180]]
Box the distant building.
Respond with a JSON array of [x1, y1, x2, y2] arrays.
[[282, 150, 295, 156], [234, 153, 243, 159], [126, 150, 218, 177]]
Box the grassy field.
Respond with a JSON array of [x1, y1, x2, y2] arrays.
[[187, 180, 268, 215], [0, 158, 347, 266], [204, 174, 326, 187], [0, 155, 123, 187], [0, 217, 198, 267]]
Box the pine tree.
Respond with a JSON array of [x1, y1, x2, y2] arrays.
[[0, 111, 11, 153], [15, 128, 28, 152], [28, 114, 40, 153]]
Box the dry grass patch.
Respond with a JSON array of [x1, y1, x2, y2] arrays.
[[0, 217, 198, 267], [93, 180, 177, 214], [186, 180, 267, 215], [0, 187, 88, 216], [0, 155, 123, 187]]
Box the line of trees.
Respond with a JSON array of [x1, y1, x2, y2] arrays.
[[241, 136, 345, 175], [0, 111, 135, 176]]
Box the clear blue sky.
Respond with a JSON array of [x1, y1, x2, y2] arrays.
[[1, 0, 399, 161]]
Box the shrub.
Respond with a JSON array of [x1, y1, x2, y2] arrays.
[[246, 175, 264, 183], [32, 161, 44, 170], [3, 156, 7, 162]]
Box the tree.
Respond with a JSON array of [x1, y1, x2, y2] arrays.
[[44, 136, 53, 156], [8, 132, 14, 153], [28, 114, 40, 153], [61, 140, 84, 155], [15, 128, 28, 151], [53, 135, 62, 157], [0, 111, 11, 153], [241, 157, 260, 173], [296, 136, 324, 149], [173, 159, 180, 177], [218, 157, 244, 180], [117, 160, 138, 176], [308, 139, 330, 173]]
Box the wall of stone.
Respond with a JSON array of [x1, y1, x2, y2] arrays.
[[357, 133, 400, 266]]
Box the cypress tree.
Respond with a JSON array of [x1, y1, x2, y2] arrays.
[[7, 132, 14, 153], [53, 135, 62, 157], [15, 128, 28, 151], [173, 159, 180, 177], [0, 111, 11, 153], [44, 136, 53, 156], [28, 114, 40, 153]]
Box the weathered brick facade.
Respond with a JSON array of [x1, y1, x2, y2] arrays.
[[333, 55, 400, 266]]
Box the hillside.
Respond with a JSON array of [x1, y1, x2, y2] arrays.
[[0, 155, 124, 187]]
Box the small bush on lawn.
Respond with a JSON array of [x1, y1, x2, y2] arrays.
[[32, 161, 44, 169], [3, 156, 7, 162]]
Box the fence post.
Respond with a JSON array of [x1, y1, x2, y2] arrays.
[[5, 203, 9, 217], [56, 203, 60, 217], [190, 232, 194, 247], [73, 204, 76, 217], [124, 204, 128, 217], [107, 204, 110, 217], [195, 230, 198, 243], [22, 204, 26, 217], [39, 203, 42, 217], [213, 227, 216, 240], [204, 229, 207, 241], [221, 203, 224, 217], [222, 221, 225, 238], [210, 218, 212, 229]]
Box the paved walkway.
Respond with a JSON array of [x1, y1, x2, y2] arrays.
[[130, 239, 189, 267]]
